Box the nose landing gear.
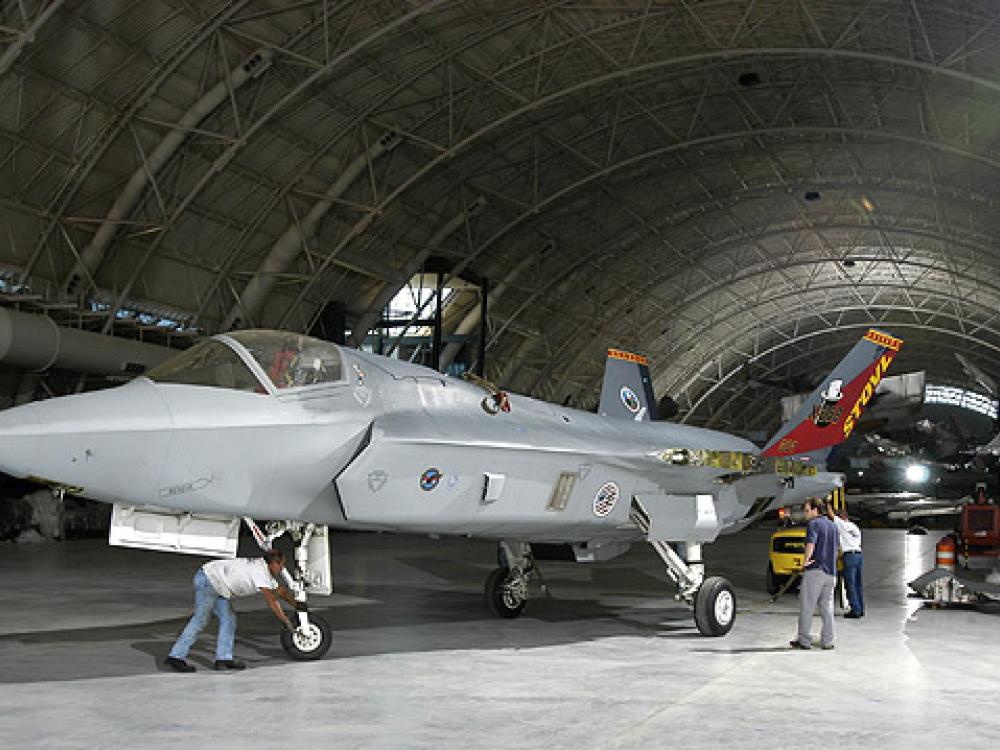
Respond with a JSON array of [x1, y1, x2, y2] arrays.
[[244, 517, 334, 660], [280, 613, 333, 660]]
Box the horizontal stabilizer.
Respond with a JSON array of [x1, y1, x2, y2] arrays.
[[598, 348, 657, 422], [762, 329, 903, 459]]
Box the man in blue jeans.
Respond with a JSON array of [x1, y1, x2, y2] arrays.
[[834, 507, 864, 617], [790, 497, 839, 650], [164, 549, 300, 672]]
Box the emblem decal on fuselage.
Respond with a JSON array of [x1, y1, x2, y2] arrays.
[[620, 386, 641, 414], [420, 468, 442, 491], [593, 481, 620, 517], [352, 363, 366, 385], [367, 470, 388, 492]]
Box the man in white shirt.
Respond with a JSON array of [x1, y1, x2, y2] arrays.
[[833, 508, 864, 618], [164, 549, 301, 672]]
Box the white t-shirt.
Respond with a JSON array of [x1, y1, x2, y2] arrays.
[[203, 558, 278, 599], [834, 516, 862, 553]]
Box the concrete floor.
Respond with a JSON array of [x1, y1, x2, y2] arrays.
[[1, 528, 998, 749]]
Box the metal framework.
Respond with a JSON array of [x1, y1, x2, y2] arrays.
[[4, 0, 1000, 430]]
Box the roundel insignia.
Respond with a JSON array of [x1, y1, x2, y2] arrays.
[[420, 468, 442, 491], [620, 386, 641, 414], [593, 482, 620, 517]]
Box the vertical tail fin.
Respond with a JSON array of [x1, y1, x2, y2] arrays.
[[761, 328, 904, 459], [598, 348, 657, 422]]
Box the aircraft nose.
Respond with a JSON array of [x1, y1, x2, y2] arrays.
[[0, 402, 42, 479], [0, 378, 172, 504]]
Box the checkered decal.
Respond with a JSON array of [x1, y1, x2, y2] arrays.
[[593, 482, 620, 517]]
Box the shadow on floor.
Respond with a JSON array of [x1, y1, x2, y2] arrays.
[[0, 583, 700, 684], [690, 645, 802, 654]]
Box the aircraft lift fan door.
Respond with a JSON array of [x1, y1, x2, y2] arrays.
[[109, 504, 241, 558], [109, 505, 334, 596]]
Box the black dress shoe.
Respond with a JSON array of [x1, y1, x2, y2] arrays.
[[164, 656, 196, 673], [214, 659, 247, 671], [844, 612, 861, 619], [789, 640, 811, 650]]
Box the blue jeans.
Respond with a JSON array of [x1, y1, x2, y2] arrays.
[[843, 551, 864, 615], [168, 569, 236, 661]]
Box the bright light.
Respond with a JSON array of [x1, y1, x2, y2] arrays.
[[905, 464, 930, 483]]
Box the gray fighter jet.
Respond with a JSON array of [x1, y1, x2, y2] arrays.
[[0, 327, 902, 658]]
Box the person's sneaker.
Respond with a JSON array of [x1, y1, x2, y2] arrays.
[[788, 640, 810, 650], [822, 644, 835, 650], [214, 659, 247, 671], [164, 656, 196, 673]]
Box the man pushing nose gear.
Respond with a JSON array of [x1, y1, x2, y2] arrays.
[[164, 549, 303, 672]]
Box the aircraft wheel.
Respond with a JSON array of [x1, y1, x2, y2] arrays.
[[485, 567, 527, 618], [766, 563, 784, 595], [694, 576, 736, 637], [280, 613, 332, 660]]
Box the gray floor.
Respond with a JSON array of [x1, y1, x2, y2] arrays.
[[1, 528, 998, 749]]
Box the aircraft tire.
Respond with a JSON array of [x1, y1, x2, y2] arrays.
[[485, 567, 526, 618], [280, 613, 333, 660], [694, 576, 736, 637]]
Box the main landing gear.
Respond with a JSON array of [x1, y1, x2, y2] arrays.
[[484, 541, 537, 618], [481, 535, 734, 637], [647, 537, 735, 636], [244, 518, 333, 660], [630, 499, 736, 636]]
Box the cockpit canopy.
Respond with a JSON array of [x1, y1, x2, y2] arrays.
[[146, 330, 343, 393], [228, 330, 343, 389]]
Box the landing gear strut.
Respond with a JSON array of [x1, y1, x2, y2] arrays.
[[630, 499, 736, 637], [655, 540, 736, 637], [485, 541, 536, 618], [244, 518, 333, 660]]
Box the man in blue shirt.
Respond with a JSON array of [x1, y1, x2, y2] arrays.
[[790, 497, 839, 650]]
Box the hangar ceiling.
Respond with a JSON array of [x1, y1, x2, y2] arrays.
[[3, 0, 1000, 434]]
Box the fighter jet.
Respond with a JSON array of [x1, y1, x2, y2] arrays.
[[0, 327, 902, 657]]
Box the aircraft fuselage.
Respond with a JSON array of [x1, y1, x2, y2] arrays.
[[0, 331, 829, 545]]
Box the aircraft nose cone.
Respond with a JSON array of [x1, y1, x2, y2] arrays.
[[0, 402, 42, 479]]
